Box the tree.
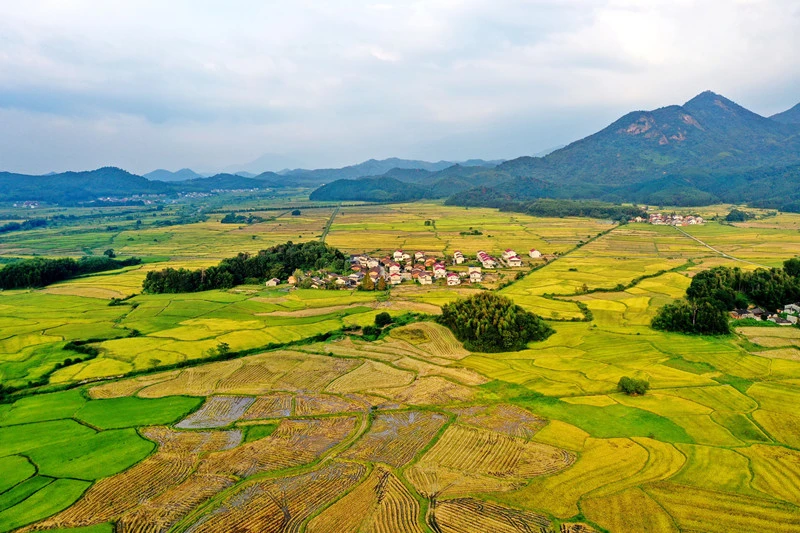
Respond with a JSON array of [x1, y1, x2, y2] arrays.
[[359, 276, 375, 291], [103, 249, 116, 258], [376, 277, 387, 291], [617, 376, 650, 395], [438, 292, 553, 352], [291, 209, 301, 216], [785, 258, 800, 278], [375, 312, 392, 327]]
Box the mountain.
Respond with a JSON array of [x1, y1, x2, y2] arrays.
[[442, 91, 800, 209], [0, 167, 171, 203], [144, 168, 203, 182], [771, 103, 800, 124]]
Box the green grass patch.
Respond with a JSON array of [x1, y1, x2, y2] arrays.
[[50, 525, 115, 533], [243, 423, 279, 443], [0, 478, 90, 533], [0, 456, 35, 493], [663, 357, 717, 375], [711, 412, 770, 443], [481, 380, 693, 443], [713, 374, 754, 394], [0, 476, 53, 513], [26, 428, 154, 480], [75, 396, 203, 429], [0, 389, 87, 427], [0, 420, 95, 457]]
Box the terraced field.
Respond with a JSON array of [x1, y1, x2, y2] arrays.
[[3, 203, 800, 532]]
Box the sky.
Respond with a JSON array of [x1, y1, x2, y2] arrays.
[[0, 0, 798, 175]]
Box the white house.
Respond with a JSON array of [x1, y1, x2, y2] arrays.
[[415, 251, 425, 261], [453, 251, 465, 265], [529, 249, 542, 259], [446, 272, 461, 286], [784, 304, 800, 314], [433, 262, 447, 278], [507, 255, 523, 267], [367, 258, 380, 269], [468, 266, 482, 283], [389, 263, 402, 275], [390, 272, 403, 285], [477, 251, 496, 269], [418, 272, 433, 285], [502, 249, 517, 260], [393, 250, 404, 261], [265, 278, 280, 287]]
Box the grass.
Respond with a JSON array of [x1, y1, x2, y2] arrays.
[[0, 478, 91, 533], [242, 423, 279, 443], [0, 456, 35, 493], [74, 396, 203, 429]]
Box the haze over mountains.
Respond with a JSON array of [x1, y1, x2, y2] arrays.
[[2, 91, 799, 209]]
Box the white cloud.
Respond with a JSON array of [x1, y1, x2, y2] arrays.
[[0, 0, 797, 173]]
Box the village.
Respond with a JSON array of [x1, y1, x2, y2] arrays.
[[265, 247, 545, 290], [732, 303, 800, 326], [630, 213, 705, 226]]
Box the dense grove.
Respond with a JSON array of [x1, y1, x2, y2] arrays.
[[438, 292, 553, 352], [0, 256, 142, 289], [447, 194, 646, 222], [652, 260, 800, 335], [142, 241, 348, 293], [0, 218, 47, 234]]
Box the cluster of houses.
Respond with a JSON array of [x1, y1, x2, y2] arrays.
[[631, 213, 705, 226], [266, 247, 545, 290], [731, 304, 800, 326]]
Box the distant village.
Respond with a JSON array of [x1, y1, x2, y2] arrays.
[[266, 248, 545, 290], [732, 304, 800, 326], [630, 213, 705, 226]]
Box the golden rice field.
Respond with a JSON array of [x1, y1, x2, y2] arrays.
[[3, 202, 800, 532]]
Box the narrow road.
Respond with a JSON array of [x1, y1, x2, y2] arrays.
[[672, 225, 768, 268], [320, 204, 340, 243]]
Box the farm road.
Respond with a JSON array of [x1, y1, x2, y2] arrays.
[[672, 225, 769, 268]]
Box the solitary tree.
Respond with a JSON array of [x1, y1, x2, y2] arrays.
[[375, 312, 392, 327], [376, 277, 387, 291], [103, 249, 116, 258], [360, 276, 375, 291], [291, 209, 301, 216]]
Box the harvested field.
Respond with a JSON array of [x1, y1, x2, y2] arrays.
[[88, 371, 181, 399], [582, 488, 680, 533], [199, 417, 356, 477], [393, 357, 487, 386], [378, 376, 474, 405], [416, 424, 574, 479], [240, 394, 293, 419], [754, 348, 800, 361], [137, 360, 243, 398], [271, 356, 360, 392], [116, 474, 233, 533], [343, 411, 448, 467], [294, 393, 366, 416], [452, 404, 546, 438], [29, 428, 238, 530], [406, 465, 522, 498], [183, 462, 366, 533], [739, 445, 800, 506], [392, 322, 469, 360], [306, 467, 424, 533], [431, 498, 551, 533], [560, 524, 599, 533], [176, 396, 255, 429], [326, 361, 415, 393]]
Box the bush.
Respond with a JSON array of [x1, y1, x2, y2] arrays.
[[438, 292, 553, 352], [374, 312, 393, 327], [618, 376, 650, 395]]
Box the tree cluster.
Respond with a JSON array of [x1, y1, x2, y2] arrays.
[[652, 260, 800, 335], [725, 209, 755, 222], [0, 256, 141, 290], [438, 292, 554, 352], [617, 376, 650, 395], [0, 218, 47, 234], [142, 241, 348, 294], [220, 212, 265, 224]]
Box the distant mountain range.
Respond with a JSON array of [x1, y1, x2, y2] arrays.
[[3, 92, 799, 210], [312, 91, 800, 210]]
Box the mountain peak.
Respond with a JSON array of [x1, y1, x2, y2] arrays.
[[771, 103, 800, 125]]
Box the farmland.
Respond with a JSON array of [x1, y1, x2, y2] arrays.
[[2, 200, 800, 531]]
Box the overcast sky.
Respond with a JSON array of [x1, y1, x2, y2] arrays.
[[1, 0, 798, 175]]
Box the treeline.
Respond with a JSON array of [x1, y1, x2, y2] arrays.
[[220, 212, 265, 224], [652, 259, 800, 335], [0, 218, 47, 234], [0, 256, 142, 289], [438, 292, 554, 352], [447, 194, 646, 222], [142, 241, 348, 294]]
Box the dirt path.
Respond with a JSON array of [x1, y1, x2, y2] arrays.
[[672, 225, 769, 268]]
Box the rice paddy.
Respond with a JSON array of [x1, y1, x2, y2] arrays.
[[3, 201, 800, 531]]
